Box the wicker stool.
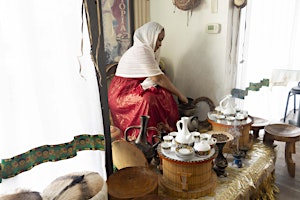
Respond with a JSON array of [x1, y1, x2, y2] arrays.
[[250, 116, 269, 138], [263, 124, 300, 177], [283, 83, 300, 123]]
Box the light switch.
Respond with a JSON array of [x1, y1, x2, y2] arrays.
[[211, 0, 218, 13]]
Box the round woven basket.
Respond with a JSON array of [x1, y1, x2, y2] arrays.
[[173, 0, 201, 11]]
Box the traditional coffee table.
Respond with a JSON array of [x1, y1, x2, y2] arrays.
[[157, 144, 218, 199], [207, 117, 253, 153]]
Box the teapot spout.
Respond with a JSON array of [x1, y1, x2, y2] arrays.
[[152, 134, 161, 150]]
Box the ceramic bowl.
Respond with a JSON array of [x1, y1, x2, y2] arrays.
[[175, 146, 194, 160], [174, 138, 194, 148], [194, 149, 210, 156], [194, 140, 211, 156]]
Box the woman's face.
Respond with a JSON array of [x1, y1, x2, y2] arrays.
[[154, 29, 165, 52]]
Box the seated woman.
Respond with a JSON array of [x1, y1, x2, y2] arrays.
[[108, 21, 188, 144]]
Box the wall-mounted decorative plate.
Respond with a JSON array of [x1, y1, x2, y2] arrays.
[[173, 0, 201, 11]]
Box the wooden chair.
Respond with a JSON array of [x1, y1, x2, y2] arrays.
[[106, 62, 118, 89], [105, 62, 118, 127]]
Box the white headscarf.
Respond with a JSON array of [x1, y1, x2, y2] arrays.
[[115, 22, 164, 78]]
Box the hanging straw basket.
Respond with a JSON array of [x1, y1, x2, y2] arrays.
[[173, 0, 201, 11]]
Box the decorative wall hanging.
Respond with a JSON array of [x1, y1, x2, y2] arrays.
[[233, 0, 247, 8], [101, 0, 134, 64], [172, 0, 201, 26], [173, 0, 201, 11]]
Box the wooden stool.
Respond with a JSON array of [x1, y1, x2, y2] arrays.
[[250, 116, 269, 138], [263, 124, 300, 177], [132, 194, 169, 200]]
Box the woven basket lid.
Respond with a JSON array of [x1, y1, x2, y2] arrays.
[[107, 167, 158, 200], [173, 0, 201, 11], [112, 140, 148, 170]]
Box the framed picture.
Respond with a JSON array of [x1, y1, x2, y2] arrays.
[[101, 0, 134, 64]]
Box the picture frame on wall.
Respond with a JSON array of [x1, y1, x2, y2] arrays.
[[102, 0, 134, 64]]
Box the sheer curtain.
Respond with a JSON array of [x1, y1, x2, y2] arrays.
[[0, 0, 106, 193], [133, 0, 150, 29], [236, 0, 300, 121]]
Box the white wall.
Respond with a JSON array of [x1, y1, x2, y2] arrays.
[[150, 0, 233, 105]]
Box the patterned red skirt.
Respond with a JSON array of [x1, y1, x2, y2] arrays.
[[108, 76, 179, 144]]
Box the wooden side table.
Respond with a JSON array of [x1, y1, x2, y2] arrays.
[[263, 124, 300, 177]]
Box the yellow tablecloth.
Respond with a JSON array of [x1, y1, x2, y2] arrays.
[[158, 141, 278, 200]]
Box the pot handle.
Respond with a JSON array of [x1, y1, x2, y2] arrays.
[[219, 96, 228, 110], [124, 126, 141, 142], [176, 120, 183, 133]]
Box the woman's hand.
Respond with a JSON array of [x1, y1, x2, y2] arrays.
[[178, 95, 188, 104], [151, 74, 188, 104]]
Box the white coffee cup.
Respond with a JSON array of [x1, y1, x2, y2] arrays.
[[163, 135, 173, 144], [169, 132, 177, 138], [161, 142, 172, 153], [200, 133, 211, 141], [192, 131, 201, 142]]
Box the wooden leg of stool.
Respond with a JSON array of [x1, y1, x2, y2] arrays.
[[252, 128, 260, 138], [285, 142, 296, 177], [263, 132, 274, 147]]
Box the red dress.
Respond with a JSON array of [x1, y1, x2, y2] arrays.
[[108, 76, 179, 144]]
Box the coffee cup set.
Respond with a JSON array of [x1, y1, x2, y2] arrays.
[[160, 117, 217, 161], [208, 94, 249, 125]]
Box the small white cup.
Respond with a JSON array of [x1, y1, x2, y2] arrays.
[[163, 135, 173, 144], [236, 112, 244, 120], [216, 115, 225, 123], [169, 131, 177, 138], [243, 111, 248, 118], [192, 131, 201, 142], [200, 133, 211, 141], [161, 142, 172, 153]]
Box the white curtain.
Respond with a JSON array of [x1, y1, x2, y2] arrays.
[[133, 0, 150, 29], [0, 0, 106, 193], [236, 0, 300, 121]]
